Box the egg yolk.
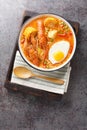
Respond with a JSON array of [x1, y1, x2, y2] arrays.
[[53, 51, 64, 62]]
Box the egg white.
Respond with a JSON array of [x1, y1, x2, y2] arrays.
[[49, 40, 70, 64]]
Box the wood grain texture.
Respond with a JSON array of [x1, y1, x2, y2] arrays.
[[4, 10, 79, 97]]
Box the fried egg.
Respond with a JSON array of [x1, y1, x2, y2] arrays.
[[49, 41, 70, 64]]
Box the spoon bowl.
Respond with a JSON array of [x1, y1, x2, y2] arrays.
[[13, 66, 64, 85]]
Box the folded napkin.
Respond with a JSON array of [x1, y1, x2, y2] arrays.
[[11, 51, 71, 94]]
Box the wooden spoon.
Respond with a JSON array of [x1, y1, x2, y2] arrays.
[[13, 66, 64, 85]]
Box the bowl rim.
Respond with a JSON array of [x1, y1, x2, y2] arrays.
[[18, 13, 76, 72]]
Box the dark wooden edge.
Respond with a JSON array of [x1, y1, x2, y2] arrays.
[[4, 10, 80, 97], [69, 21, 80, 35]]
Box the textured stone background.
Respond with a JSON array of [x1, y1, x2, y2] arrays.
[[0, 0, 87, 130]]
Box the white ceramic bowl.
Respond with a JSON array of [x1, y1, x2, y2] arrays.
[[18, 13, 76, 72]]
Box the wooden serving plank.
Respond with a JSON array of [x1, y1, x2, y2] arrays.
[[4, 10, 80, 97]]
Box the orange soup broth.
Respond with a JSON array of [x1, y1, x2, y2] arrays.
[[20, 16, 74, 69]]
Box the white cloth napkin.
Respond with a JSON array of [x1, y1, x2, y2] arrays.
[[11, 51, 71, 95]]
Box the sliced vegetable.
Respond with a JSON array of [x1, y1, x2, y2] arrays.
[[44, 17, 58, 28]]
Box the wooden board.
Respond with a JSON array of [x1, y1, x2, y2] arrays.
[[4, 10, 80, 98]]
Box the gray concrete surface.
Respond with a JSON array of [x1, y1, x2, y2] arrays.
[[0, 0, 87, 129]]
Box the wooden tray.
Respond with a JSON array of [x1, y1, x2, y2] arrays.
[[4, 10, 80, 97]]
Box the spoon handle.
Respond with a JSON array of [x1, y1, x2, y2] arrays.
[[34, 75, 64, 85]]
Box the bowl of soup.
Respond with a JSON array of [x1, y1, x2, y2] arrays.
[[19, 14, 76, 71]]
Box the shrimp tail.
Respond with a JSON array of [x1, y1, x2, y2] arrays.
[[37, 20, 47, 49]]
